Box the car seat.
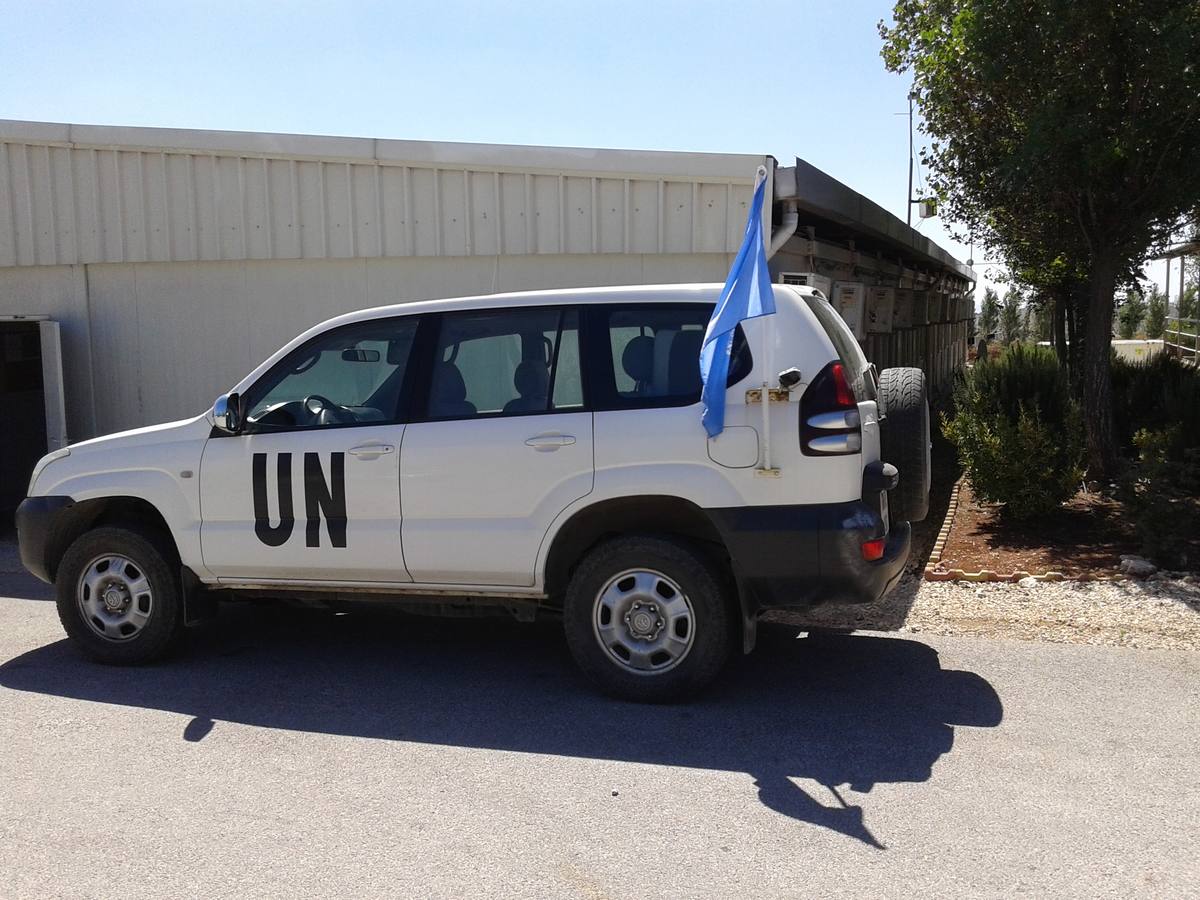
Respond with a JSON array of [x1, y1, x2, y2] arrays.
[[428, 361, 477, 417], [503, 360, 550, 413], [667, 329, 704, 395], [622, 335, 655, 395]]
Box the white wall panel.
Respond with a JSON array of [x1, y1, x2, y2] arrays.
[[409, 167, 437, 257], [597, 178, 625, 254], [630, 180, 659, 252], [438, 169, 467, 258], [0, 144, 16, 266], [499, 173, 528, 255], [130, 262, 251, 424], [242, 259, 369, 364], [696, 182, 730, 253], [1, 126, 762, 270], [468, 171, 499, 257], [86, 264, 140, 433], [563, 176, 592, 255], [531, 174, 560, 254], [49, 147, 77, 263]]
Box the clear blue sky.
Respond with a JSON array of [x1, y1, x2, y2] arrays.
[[0, 0, 1172, 299]]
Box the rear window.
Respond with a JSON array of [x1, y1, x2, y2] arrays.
[[590, 304, 752, 410], [803, 293, 875, 401]]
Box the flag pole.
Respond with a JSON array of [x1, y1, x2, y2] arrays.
[[760, 321, 771, 472], [756, 165, 773, 475]]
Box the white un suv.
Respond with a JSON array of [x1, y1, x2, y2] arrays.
[[17, 283, 929, 701]]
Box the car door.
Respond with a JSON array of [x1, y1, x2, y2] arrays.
[[200, 316, 420, 583], [399, 306, 593, 586]]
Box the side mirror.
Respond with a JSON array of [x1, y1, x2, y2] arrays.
[[213, 392, 243, 434]]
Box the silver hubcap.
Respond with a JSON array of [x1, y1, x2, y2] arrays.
[[77, 554, 153, 642], [592, 568, 695, 674]]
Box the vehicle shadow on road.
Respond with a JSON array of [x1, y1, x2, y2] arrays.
[[0, 607, 1002, 848]]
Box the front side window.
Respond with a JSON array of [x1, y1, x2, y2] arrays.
[[425, 307, 583, 419], [242, 318, 418, 431], [593, 304, 752, 409]]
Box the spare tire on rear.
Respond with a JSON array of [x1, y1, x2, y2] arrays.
[[878, 367, 930, 523]]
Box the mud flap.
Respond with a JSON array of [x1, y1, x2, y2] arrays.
[[181, 567, 218, 626]]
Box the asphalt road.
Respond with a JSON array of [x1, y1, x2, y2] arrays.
[[0, 569, 1197, 898]]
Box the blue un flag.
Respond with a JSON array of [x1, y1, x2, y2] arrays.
[[699, 165, 776, 437]]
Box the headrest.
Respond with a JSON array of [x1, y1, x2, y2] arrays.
[[431, 361, 467, 402], [668, 329, 704, 393], [622, 335, 655, 382], [514, 360, 549, 398]]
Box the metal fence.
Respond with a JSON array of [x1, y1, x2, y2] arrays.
[[865, 319, 970, 397], [1164, 316, 1199, 363]]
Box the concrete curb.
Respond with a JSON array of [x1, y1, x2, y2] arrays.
[[923, 476, 962, 574]]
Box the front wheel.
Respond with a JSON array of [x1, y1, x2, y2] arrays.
[[563, 535, 732, 702], [55, 526, 185, 665]]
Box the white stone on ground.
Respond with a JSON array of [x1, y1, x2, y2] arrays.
[[777, 573, 1200, 651]]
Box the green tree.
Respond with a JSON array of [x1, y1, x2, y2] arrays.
[[1030, 295, 1053, 342], [1117, 290, 1148, 339], [978, 286, 1001, 336], [1144, 286, 1167, 339], [1000, 289, 1024, 343], [1179, 280, 1199, 321], [880, 0, 1200, 475]]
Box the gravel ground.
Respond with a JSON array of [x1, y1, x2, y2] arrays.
[[786, 572, 1200, 651]]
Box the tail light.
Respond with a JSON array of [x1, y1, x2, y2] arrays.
[[861, 538, 886, 561], [801, 361, 862, 456]]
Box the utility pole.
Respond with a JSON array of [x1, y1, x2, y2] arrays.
[[907, 90, 916, 228]]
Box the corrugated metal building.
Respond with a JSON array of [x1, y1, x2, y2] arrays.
[[0, 119, 974, 509]]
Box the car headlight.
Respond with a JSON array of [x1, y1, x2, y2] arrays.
[[28, 447, 70, 495]]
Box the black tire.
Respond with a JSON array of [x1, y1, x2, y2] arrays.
[[55, 526, 185, 665], [878, 366, 931, 523], [563, 535, 732, 703]]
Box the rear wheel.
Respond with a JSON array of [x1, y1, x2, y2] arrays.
[[55, 526, 185, 664], [878, 366, 931, 523], [563, 535, 731, 702]]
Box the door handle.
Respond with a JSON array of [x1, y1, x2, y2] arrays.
[[524, 434, 576, 451], [347, 443, 396, 459]]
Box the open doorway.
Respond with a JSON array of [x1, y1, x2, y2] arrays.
[[0, 318, 66, 530]]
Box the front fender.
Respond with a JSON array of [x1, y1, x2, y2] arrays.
[[34, 467, 208, 579]]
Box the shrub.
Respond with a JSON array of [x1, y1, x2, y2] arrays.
[[1110, 352, 1200, 456], [943, 344, 1083, 518], [1118, 429, 1200, 568]]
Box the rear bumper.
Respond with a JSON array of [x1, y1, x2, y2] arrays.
[[707, 500, 911, 611], [15, 495, 75, 584]]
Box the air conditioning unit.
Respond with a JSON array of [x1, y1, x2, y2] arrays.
[[830, 282, 866, 340], [911, 291, 930, 326], [918, 199, 937, 219], [779, 272, 832, 300], [893, 289, 914, 329], [865, 286, 896, 333]]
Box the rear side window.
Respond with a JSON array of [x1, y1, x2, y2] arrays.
[[589, 304, 751, 410], [803, 293, 875, 401], [423, 307, 583, 419]]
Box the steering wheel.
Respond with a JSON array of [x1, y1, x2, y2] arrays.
[[303, 394, 335, 416], [302, 394, 356, 426]]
